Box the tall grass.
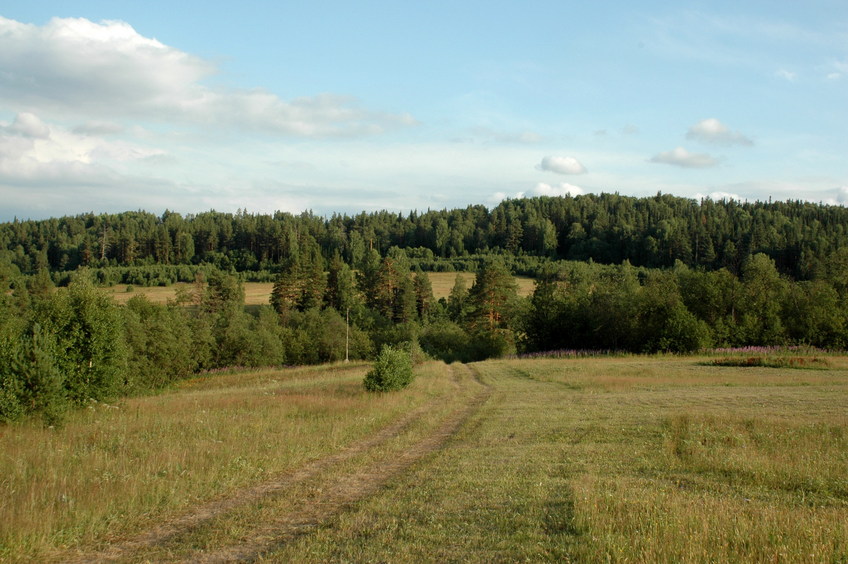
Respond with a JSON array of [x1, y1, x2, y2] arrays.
[[0, 362, 454, 561], [3, 355, 847, 562]]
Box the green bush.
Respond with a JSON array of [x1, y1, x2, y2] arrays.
[[363, 344, 414, 392]]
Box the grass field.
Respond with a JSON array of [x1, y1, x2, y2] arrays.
[[2, 355, 846, 562], [101, 272, 536, 305]]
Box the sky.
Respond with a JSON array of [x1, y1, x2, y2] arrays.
[[1, 1, 847, 222]]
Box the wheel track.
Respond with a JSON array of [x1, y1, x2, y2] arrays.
[[60, 363, 490, 564], [193, 365, 491, 563]]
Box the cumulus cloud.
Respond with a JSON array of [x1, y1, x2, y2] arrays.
[[0, 16, 415, 137], [0, 112, 165, 186], [6, 112, 51, 139], [650, 147, 719, 168], [686, 118, 753, 146], [537, 155, 587, 175], [531, 182, 584, 197]]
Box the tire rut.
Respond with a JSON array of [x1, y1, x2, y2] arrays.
[[192, 365, 491, 563], [61, 364, 489, 564]]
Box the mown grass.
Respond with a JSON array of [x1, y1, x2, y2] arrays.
[[3, 355, 847, 562], [266, 356, 848, 563], [0, 362, 463, 562]]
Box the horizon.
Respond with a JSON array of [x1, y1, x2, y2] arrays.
[[1, 2, 847, 222]]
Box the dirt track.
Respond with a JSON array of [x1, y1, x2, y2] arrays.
[[62, 364, 490, 563]]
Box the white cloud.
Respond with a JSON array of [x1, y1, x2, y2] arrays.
[[0, 16, 415, 138], [650, 147, 719, 168], [775, 68, 797, 81], [686, 118, 753, 146], [73, 121, 125, 136], [490, 182, 583, 204], [694, 191, 743, 202], [0, 112, 165, 185], [531, 182, 584, 197], [825, 60, 848, 80], [833, 186, 848, 205], [6, 112, 51, 139], [537, 155, 587, 175]]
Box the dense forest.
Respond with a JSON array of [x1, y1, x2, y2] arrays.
[[2, 193, 847, 280], [2, 193, 848, 423]]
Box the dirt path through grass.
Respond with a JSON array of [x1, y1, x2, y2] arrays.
[[63, 364, 490, 563]]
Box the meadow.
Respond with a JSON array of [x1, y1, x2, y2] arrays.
[[1, 355, 846, 562], [101, 272, 536, 305]]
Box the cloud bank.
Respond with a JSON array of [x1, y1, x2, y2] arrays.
[[0, 16, 415, 137]]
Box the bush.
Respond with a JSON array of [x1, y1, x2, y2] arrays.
[[363, 344, 414, 392]]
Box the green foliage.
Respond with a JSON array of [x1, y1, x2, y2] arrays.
[[2, 195, 848, 421], [203, 270, 245, 314], [122, 295, 199, 390], [270, 238, 326, 314], [3, 196, 848, 281], [363, 345, 414, 392], [14, 324, 66, 424], [35, 280, 127, 405], [419, 321, 472, 363]]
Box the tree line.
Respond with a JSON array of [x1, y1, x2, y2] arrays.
[[2, 193, 847, 281], [3, 248, 848, 424], [2, 192, 848, 424]]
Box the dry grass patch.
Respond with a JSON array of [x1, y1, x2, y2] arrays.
[[103, 273, 534, 305], [428, 271, 535, 299], [0, 362, 458, 562], [102, 282, 275, 305]]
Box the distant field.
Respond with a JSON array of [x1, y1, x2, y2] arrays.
[[102, 272, 536, 305], [3, 355, 847, 562]]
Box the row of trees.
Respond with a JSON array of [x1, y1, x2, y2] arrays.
[[0, 255, 525, 423], [524, 256, 848, 354], [3, 193, 847, 280], [2, 227, 848, 424]]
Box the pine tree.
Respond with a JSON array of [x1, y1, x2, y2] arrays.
[[467, 260, 518, 332]]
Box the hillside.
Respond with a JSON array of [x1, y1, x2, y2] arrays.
[[2, 194, 848, 280]]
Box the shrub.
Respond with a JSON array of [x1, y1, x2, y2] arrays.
[[363, 344, 414, 392]]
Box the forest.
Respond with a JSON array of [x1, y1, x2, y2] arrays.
[[1, 192, 848, 423]]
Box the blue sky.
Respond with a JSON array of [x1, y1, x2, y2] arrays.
[[1, 1, 846, 221]]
